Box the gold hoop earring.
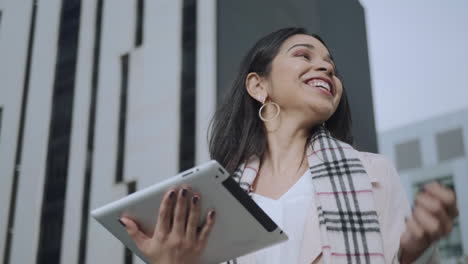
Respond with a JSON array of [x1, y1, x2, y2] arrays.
[[258, 101, 280, 122]]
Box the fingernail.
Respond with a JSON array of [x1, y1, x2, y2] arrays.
[[181, 188, 187, 197], [169, 190, 175, 199], [118, 218, 126, 227], [209, 210, 216, 220], [192, 196, 199, 205]]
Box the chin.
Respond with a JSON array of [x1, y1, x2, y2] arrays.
[[307, 102, 335, 117]]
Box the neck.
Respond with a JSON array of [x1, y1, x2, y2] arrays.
[[261, 117, 314, 177]]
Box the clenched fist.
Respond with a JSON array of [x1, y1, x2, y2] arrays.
[[399, 182, 459, 263]]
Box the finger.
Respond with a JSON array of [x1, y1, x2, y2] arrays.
[[120, 217, 150, 250], [154, 188, 177, 236], [403, 217, 425, 244], [415, 192, 452, 234], [198, 210, 216, 245], [413, 206, 443, 241], [424, 182, 458, 218], [172, 186, 190, 236], [186, 194, 201, 241]]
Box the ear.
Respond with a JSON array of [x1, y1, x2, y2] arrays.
[[245, 72, 268, 104]]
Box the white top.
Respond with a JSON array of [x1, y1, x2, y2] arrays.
[[250, 170, 315, 264]]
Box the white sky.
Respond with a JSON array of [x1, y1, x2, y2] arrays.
[[359, 0, 468, 132]]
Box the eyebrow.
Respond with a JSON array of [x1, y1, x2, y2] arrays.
[[287, 43, 336, 68]]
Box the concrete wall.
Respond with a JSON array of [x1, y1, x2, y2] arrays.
[[0, 0, 200, 263]]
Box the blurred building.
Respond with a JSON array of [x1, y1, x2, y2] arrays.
[[379, 108, 468, 263], [0, 0, 377, 263]]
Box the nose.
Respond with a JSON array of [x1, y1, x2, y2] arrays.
[[315, 61, 333, 75], [315, 62, 333, 76]]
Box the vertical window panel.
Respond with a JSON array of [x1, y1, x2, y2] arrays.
[[179, 0, 197, 172], [116, 54, 129, 183], [135, 0, 144, 46], [36, 0, 82, 263]]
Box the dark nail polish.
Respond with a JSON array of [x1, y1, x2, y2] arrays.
[[181, 188, 187, 197], [209, 210, 216, 219], [192, 196, 199, 205], [169, 190, 175, 199], [118, 218, 126, 227]]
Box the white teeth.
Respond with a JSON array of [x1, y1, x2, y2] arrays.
[[307, 79, 332, 93]]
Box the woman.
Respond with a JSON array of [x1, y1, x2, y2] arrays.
[[120, 28, 458, 264]]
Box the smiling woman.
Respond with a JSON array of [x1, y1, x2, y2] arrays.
[[122, 28, 459, 264], [211, 28, 457, 264], [207, 27, 458, 264], [209, 29, 352, 175]]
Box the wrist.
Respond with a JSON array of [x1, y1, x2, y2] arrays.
[[398, 246, 415, 264], [399, 244, 434, 264]]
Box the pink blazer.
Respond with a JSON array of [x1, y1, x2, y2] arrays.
[[235, 152, 439, 264]]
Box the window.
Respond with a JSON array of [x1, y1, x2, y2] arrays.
[[37, 0, 81, 263], [179, 0, 196, 172], [135, 0, 144, 46], [436, 127, 465, 162], [395, 139, 422, 171], [115, 54, 129, 183], [0, 11, 3, 35]]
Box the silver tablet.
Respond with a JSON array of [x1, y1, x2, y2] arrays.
[[91, 160, 288, 264]]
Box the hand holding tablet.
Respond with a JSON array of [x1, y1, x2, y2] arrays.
[[120, 186, 215, 264], [91, 160, 287, 264]]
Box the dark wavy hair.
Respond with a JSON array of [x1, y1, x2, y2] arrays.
[[209, 27, 353, 173]]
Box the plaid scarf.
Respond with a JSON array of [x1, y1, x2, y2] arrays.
[[229, 126, 385, 264]]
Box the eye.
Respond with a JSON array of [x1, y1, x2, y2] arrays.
[[293, 50, 311, 60]]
